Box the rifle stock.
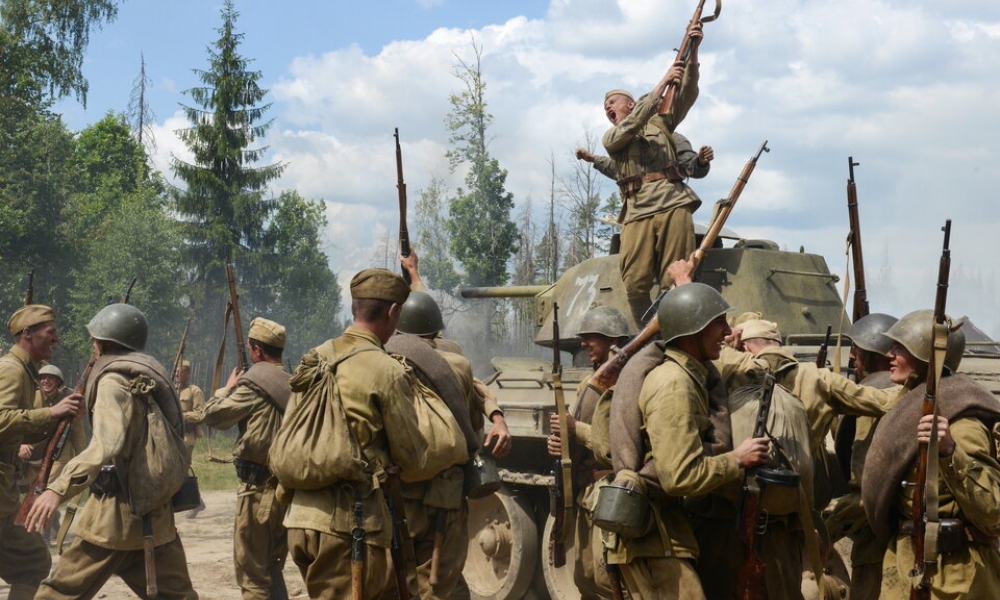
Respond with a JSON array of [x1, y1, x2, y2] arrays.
[[591, 141, 769, 394], [395, 128, 411, 285], [735, 373, 775, 600], [549, 304, 575, 568], [909, 220, 952, 599], [658, 0, 721, 115]]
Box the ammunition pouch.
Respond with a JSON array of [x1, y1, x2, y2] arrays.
[[899, 517, 1000, 554], [91, 464, 121, 498], [234, 457, 272, 486]]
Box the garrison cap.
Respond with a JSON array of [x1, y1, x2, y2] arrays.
[[350, 269, 410, 305], [604, 89, 634, 102], [249, 317, 286, 349], [731, 311, 763, 327], [7, 305, 56, 336], [740, 319, 782, 342], [181, 360, 192, 369]]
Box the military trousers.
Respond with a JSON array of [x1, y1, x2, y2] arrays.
[[288, 527, 390, 600], [575, 483, 614, 599], [0, 512, 51, 588], [618, 207, 695, 325], [880, 534, 1000, 599], [35, 536, 198, 600], [234, 483, 288, 600], [620, 556, 706, 600], [382, 497, 469, 600]]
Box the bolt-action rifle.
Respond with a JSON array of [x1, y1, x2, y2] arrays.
[[658, 0, 721, 116], [23, 269, 34, 305], [816, 325, 833, 368], [171, 318, 192, 387], [590, 141, 770, 395], [549, 303, 575, 568], [909, 220, 953, 600], [385, 465, 421, 600], [16, 277, 136, 527], [226, 262, 249, 373], [735, 373, 776, 600], [846, 157, 869, 323], [395, 128, 411, 285]]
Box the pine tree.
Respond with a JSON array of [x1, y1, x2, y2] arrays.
[[170, 0, 285, 312]]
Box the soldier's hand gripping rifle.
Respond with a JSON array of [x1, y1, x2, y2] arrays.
[[658, 0, 721, 116], [846, 157, 869, 322], [590, 141, 770, 395], [395, 128, 412, 285], [549, 303, 575, 568], [15, 277, 136, 527], [909, 220, 953, 600], [735, 373, 776, 600]]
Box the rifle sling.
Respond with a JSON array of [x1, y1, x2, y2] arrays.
[[923, 323, 949, 567]]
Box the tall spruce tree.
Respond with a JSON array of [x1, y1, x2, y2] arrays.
[[171, 0, 284, 313]]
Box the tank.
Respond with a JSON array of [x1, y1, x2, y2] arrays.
[[456, 230, 1000, 600]]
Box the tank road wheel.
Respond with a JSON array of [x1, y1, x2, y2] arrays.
[[464, 487, 538, 600], [541, 513, 583, 600]]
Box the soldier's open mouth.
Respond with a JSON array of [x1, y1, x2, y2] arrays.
[[607, 110, 616, 122]]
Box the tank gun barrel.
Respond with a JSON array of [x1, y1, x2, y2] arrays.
[[461, 285, 551, 299]]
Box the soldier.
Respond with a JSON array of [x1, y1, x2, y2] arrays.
[[825, 313, 899, 600], [547, 306, 631, 599], [176, 360, 205, 449], [20, 364, 87, 542], [863, 310, 1000, 598], [0, 305, 80, 599], [606, 283, 771, 600], [281, 268, 428, 600], [25, 303, 198, 599], [600, 21, 710, 326], [204, 317, 291, 599]]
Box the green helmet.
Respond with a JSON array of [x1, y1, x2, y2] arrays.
[[883, 309, 965, 373], [576, 306, 631, 339], [657, 283, 734, 344], [397, 291, 444, 336], [86, 304, 148, 351], [39, 364, 64, 382], [845, 313, 898, 356]]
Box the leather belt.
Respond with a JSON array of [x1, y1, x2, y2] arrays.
[[899, 518, 1000, 552]]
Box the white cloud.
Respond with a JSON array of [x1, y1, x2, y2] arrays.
[[147, 0, 1000, 335]]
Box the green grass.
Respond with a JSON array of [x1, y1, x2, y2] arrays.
[[188, 431, 240, 491]]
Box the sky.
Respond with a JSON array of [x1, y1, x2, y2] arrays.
[[56, 0, 1000, 337]]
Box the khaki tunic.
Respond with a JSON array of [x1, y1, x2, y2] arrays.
[[881, 417, 1000, 598], [611, 347, 742, 600], [0, 345, 53, 588], [178, 383, 205, 446], [204, 362, 289, 600], [603, 66, 702, 317], [39, 365, 196, 599], [283, 326, 428, 600]]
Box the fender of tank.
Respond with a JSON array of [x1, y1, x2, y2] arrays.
[[463, 238, 848, 352]]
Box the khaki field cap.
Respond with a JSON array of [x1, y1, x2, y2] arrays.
[[740, 319, 782, 342], [249, 317, 286, 349], [7, 304, 56, 336], [181, 359, 192, 369], [732, 311, 763, 327], [350, 269, 410, 305], [604, 89, 634, 102]]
